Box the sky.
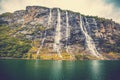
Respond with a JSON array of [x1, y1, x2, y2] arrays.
[[0, 0, 120, 23]]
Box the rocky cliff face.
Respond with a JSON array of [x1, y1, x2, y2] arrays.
[[0, 6, 120, 59]]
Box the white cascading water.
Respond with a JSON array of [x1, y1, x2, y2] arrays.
[[36, 31, 47, 56], [54, 9, 62, 58], [65, 11, 70, 53], [79, 15, 102, 58], [41, 31, 47, 47], [36, 9, 52, 56], [65, 11, 75, 59], [48, 9, 52, 27], [92, 18, 97, 26]]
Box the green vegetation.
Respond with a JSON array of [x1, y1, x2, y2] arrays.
[[0, 12, 13, 17], [36, 25, 46, 31], [0, 25, 31, 58], [85, 15, 113, 23]]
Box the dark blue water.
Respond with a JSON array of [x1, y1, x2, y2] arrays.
[[0, 60, 120, 80]]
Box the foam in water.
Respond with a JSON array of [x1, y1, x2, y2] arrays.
[[79, 15, 102, 58], [54, 9, 62, 58]]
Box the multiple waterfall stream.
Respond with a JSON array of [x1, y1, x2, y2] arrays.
[[36, 9, 52, 56], [79, 15, 102, 58], [36, 9, 103, 59]]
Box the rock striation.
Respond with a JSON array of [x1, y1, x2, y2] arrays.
[[0, 6, 120, 59]]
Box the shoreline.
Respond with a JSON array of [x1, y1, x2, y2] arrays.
[[0, 57, 119, 60]]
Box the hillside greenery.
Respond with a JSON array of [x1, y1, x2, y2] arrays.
[[0, 25, 31, 58], [0, 12, 13, 18]]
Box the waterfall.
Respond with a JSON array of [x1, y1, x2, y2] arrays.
[[92, 18, 97, 26], [65, 11, 75, 59], [79, 15, 102, 58], [40, 31, 47, 48], [36, 31, 47, 56], [36, 9, 52, 56], [48, 9, 52, 27], [65, 11, 70, 53], [54, 9, 62, 58]]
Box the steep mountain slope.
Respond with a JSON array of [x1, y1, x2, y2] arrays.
[[0, 6, 120, 60]]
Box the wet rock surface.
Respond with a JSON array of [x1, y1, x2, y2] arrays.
[[0, 6, 120, 56]]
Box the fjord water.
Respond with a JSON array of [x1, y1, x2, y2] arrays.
[[0, 60, 120, 80]]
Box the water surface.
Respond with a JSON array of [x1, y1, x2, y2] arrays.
[[0, 60, 120, 80]]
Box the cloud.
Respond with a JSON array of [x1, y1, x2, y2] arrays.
[[0, 0, 120, 23], [105, 0, 120, 8]]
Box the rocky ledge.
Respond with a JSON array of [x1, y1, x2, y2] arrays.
[[0, 6, 120, 60]]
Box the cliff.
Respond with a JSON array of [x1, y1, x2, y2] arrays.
[[0, 6, 120, 60]]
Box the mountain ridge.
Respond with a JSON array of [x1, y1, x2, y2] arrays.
[[0, 6, 120, 60]]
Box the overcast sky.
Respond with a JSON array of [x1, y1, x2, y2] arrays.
[[0, 0, 120, 23]]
